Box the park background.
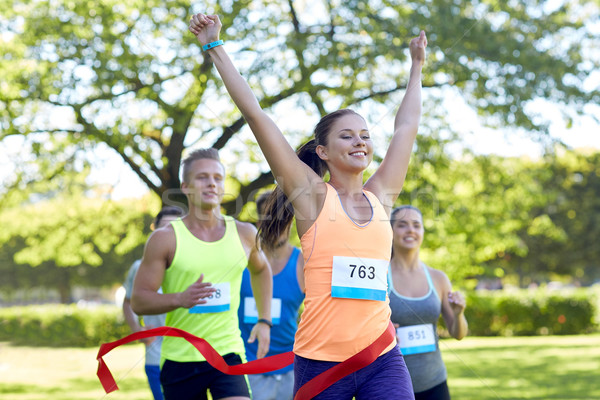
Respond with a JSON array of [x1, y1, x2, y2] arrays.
[[1, 0, 600, 399]]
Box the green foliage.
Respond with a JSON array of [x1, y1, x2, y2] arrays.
[[0, 304, 130, 347], [1, 0, 598, 215], [0, 193, 160, 301], [1, 0, 599, 301], [510, 151, 600, 284], [397, 144, 600, 286], [463, 288, 598, 336]]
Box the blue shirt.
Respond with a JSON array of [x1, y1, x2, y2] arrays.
[[238, 247, 304, 374]]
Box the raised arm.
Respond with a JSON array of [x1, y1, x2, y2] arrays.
[[365, 31, 427, 209], [189, 14, 321, 213]]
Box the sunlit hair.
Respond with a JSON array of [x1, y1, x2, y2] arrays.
[[152, 206, 184, 230], [181, 148, 223, 183], [258, 109, 361, 249]]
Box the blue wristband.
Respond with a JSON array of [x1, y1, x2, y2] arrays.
[[202, 40, 223, 51]]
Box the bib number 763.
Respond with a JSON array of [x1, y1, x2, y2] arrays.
[[331, 256, 388, 301], [349, 264, 376, 280]]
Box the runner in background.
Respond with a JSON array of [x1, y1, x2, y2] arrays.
[[189, 13, 426, 399], [131, 148, 273, 400], [238, 191, 305, 400], [388, 205, 468, 400], [122, 206, 184, 400]]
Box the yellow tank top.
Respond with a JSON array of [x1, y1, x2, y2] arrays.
[[161, 216, 248, 362], [294, 183, 395, 361]]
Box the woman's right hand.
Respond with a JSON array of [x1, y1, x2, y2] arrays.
[[189, 13, 222, 46]]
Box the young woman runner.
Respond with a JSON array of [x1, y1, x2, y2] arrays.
[[389, 206, 468, 400], [189, 13, 427, 400]]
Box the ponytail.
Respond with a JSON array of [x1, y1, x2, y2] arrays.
[[258, 139, 328, 249]]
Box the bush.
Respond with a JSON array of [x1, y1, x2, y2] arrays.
[[463, 288, 598, 336], [0, 304, 130, 347], [0, 289, 597, 347]]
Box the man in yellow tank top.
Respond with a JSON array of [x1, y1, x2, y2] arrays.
[[131, 148, 273, 400]]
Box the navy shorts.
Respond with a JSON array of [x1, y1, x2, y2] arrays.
[[160, 353, 250, 400], [293, 346, 415, 400], [415, 380, 451, 400]]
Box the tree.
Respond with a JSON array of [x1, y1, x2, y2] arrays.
[[0, 189, 158, 303], [1, 0, 598, 214], [506, 150, 600, 285], [1, 1, 599, 293], [401, 141, 600, 287]]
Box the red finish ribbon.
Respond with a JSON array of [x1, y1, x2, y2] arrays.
[[97, 322, 395, 399], [96, 326, 293, 394], [293, 321, 395, 400]]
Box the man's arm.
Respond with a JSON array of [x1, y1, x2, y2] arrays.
[[237, 221, 272, 358], [132, 228, 215, 315], [123, 261, 156, 344], [123, 298, 156, 345], [122, 297, 141, 332]]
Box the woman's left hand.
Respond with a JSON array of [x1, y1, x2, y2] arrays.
[[448, 290, 466, 315]]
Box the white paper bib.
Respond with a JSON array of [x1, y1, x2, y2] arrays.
[[243, 297, 282, 325], [396, 323, 436, 355], [189, 282, 230, 314]]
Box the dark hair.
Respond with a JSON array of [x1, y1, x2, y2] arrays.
[[390, 205, 423, 226], [181, 148, 223, 183], [258, 109, 361, 248], [255, 191, 271, 218], [154, 206, 184, 228]]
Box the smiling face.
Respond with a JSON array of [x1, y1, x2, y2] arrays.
[[316, 113, 373, 173], [392, 207, 424, 252], [182, 158, 226, 211]]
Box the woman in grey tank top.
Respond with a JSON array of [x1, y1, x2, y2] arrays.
[[388, 206, 468, 400]]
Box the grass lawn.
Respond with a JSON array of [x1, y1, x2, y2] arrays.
[[1, 334, 599, 399], [0, 341, 149, 400], [441, 334, 600, 399]]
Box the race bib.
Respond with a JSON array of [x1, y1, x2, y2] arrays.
[[189, 283, 230, 314], [396, 324, 436, 355], [331, 256, 388, 301], [243, 297, 282, 325]]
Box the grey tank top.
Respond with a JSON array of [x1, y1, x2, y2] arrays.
[[388, 264, 447, 393]]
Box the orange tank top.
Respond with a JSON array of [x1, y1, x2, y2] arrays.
[[293, 183, 396, 361]]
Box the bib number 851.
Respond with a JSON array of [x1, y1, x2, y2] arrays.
[[408, 329, 427, 341]]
